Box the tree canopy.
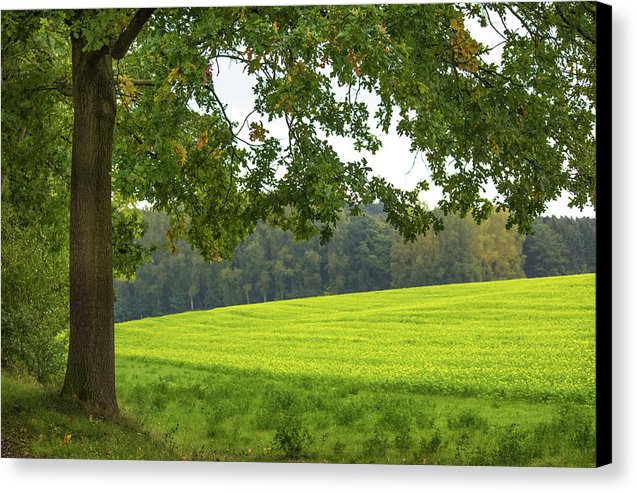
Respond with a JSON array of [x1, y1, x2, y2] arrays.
[[4, 3, 597, 257]]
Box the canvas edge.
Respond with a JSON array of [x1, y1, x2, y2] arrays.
[[595, 0, 612, 469]]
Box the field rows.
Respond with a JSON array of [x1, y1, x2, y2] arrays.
[[116, 274, 595, 403]]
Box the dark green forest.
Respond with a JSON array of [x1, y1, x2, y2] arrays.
[[114, 206, 596, 322]]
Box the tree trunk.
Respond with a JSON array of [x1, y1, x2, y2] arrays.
[[61, 37, 118, 416]]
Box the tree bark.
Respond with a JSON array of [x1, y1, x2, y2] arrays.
[[61, 36, 118, 415]]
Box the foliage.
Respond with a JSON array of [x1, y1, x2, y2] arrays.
[[1, 206, 69, 383], [523, 220, 570, 277], [112, 200, 156, 281], [272, 411, 311, 460], [1, 13, 72, 381], [524, 215, 596, 277], [3, 3, 596, 260]]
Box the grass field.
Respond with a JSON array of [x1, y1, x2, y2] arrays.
[[110, 274, 596, 466]]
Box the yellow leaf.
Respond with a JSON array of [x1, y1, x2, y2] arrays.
[[348, 49, 362, 77], [450, 14, 481, 73], [249, 122, 267, 142], [119, 75, 136, 108], [63, 433, 72, 444], [196, 130, 209, 151], [173, 142, 187, 167], [167, 67, 180, 83]]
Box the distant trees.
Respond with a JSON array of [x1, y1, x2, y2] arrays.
[[477, 211, 526, 281], [523, 216, 596, 278], [114, 208, 596, 322], [390, 211, 524, 288], [324, 204, 392, 294]]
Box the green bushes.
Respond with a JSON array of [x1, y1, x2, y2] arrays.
[[272, 411, 311, 460], [1, 206, 69, 383]]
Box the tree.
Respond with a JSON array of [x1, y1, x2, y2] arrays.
[[477, 211, 525, 281], [1, 13, 72, 383], [521, 216, 596, 277], [1, 4, 597, 414], [523, 220, 569, 277], [330, 213, 392, 293]]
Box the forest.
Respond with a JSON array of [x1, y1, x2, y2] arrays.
[[114, 206, 596, 322]]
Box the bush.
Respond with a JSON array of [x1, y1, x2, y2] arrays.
[[1, 207, 69, 383], [495, 425, 532, 466], [363, 428, 390, 459], [449, 408, 489, 431], [272, 411, 310, 460], [417, 429, 443, 456]]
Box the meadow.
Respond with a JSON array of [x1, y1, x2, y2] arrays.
[[111, 274, 596, 466]]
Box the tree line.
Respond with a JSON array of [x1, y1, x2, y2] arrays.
[[114, 207, 596, 322]]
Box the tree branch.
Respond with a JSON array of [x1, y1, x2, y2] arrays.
[[116, 77, 157, 87], [555, 4, 596, 45], [31, 79, 73, 97], [111, 8, 156, 60]]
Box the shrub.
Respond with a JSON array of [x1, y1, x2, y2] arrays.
[[272, 411, 310, 460], [1, 207, 69, 383], [495, 425, 532, 466], [363, 428, 390, 459], [449, 408, 489, 431]]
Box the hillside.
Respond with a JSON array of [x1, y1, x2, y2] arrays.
[[116, 274, 595, 403]]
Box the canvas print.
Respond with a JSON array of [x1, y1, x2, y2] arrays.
[[1, 2, 610, 467]]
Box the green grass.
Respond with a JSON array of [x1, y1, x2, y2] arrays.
[[117, 274, 595, 403], [114, 274, 595, 466], [1, 373, 183, 460], [2, 274, 596, 465]]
